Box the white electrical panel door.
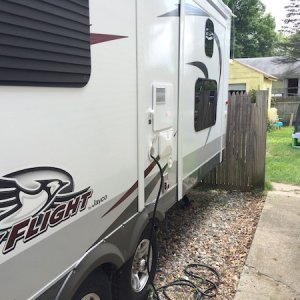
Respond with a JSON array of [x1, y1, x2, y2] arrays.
[[159, 128, 174, 158]]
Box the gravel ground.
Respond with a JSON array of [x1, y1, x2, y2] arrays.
[[153, 185, 266, 300]]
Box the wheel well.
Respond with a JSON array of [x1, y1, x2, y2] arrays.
[[99, 263, 118, 281], [69, 263, 117, 299], [148, 217, 160, 232], [55, 243, 124, 300]]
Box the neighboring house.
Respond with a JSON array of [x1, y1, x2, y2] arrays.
[[229, 59, 277, 109], [236, 57, 300, 98]]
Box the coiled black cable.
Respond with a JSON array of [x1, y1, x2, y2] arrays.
[[148, 155, 220, 300], [155, 264, 220, 300]]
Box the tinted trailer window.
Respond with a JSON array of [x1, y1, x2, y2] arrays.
[[194, 78, 218, 131]]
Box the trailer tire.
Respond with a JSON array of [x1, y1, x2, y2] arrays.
[[72, 269, 112, 300], [115, 226, 158, 300]]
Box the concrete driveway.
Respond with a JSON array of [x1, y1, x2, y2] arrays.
[[235, 183, 300, 300]]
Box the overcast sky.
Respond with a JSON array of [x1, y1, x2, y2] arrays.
[[260, 0, 290, 31]]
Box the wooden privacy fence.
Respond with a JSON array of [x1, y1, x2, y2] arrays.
[[273, 97, 300, 125], [202, 91, 268, 191]]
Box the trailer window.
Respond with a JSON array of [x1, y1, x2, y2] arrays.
[[194, 78, 218, 131], [205, 19, 214, 58], [0, 0, 91, 87]]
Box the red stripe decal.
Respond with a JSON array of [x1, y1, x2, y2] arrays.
[[144, 157, 159, 178], [102, 182, 138, 217], [102, 156, 160, 217], [90, 33, 127, 45]]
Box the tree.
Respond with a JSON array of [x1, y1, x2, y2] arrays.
[[273, 32, 290, 56], [281, 0, 300, 34], [277, 33, 300, 62], [278, 0, 300, 62], [223, 0, 277, 58]]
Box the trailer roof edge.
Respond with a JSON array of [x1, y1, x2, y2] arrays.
[[206, 0, 234, 19]]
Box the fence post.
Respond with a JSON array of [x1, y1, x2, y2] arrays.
[[251, 91, 268, 189]]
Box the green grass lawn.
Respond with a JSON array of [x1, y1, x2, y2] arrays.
[[266, 126, 300, 185]]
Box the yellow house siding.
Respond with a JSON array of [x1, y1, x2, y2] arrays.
[[229, 60, 274, 109]]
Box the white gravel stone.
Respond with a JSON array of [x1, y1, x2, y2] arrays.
[[153, 186, 265, 300]]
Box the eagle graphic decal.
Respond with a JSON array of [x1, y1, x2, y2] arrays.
[[0, 167, 93, 254]]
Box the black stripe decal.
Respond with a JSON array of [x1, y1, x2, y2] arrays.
[[214, 33, 222, 84], [188, 61, 209, 79]]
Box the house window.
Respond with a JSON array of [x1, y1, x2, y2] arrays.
[[287, 78, 299, 96], [194, 78, 218, 132], [0, 0, 91, 87], [229, 83, 246, 95], [205, 19, 214, 58]]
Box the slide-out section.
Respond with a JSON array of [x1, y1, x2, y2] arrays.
[[178, 0, 230, 196]]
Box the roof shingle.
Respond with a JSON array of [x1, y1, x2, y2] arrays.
[[236, 57, 300, 78]]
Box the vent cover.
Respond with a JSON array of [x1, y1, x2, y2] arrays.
[[0, 0, 91, 87], [156, 88, 166, 104], [152, 83, 174, 131]]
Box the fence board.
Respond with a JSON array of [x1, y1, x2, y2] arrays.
[[274, 99, 300, 124], [202, 91, 268, 191]]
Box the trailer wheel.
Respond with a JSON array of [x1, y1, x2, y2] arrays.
[[115, 226, 158, 300], [72, 269, 112, 300]]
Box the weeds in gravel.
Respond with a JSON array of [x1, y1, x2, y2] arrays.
[[264, 180, 273, 191]]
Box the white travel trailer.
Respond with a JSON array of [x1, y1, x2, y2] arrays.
[[0, 0, 231, 299]]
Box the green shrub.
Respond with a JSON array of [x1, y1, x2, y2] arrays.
[[248, 89, 257, 103], [267, 120, 276, 132]]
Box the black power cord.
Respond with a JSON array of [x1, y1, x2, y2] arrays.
[[147, 155, 220, 300], [147, 154, 164, 300]]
